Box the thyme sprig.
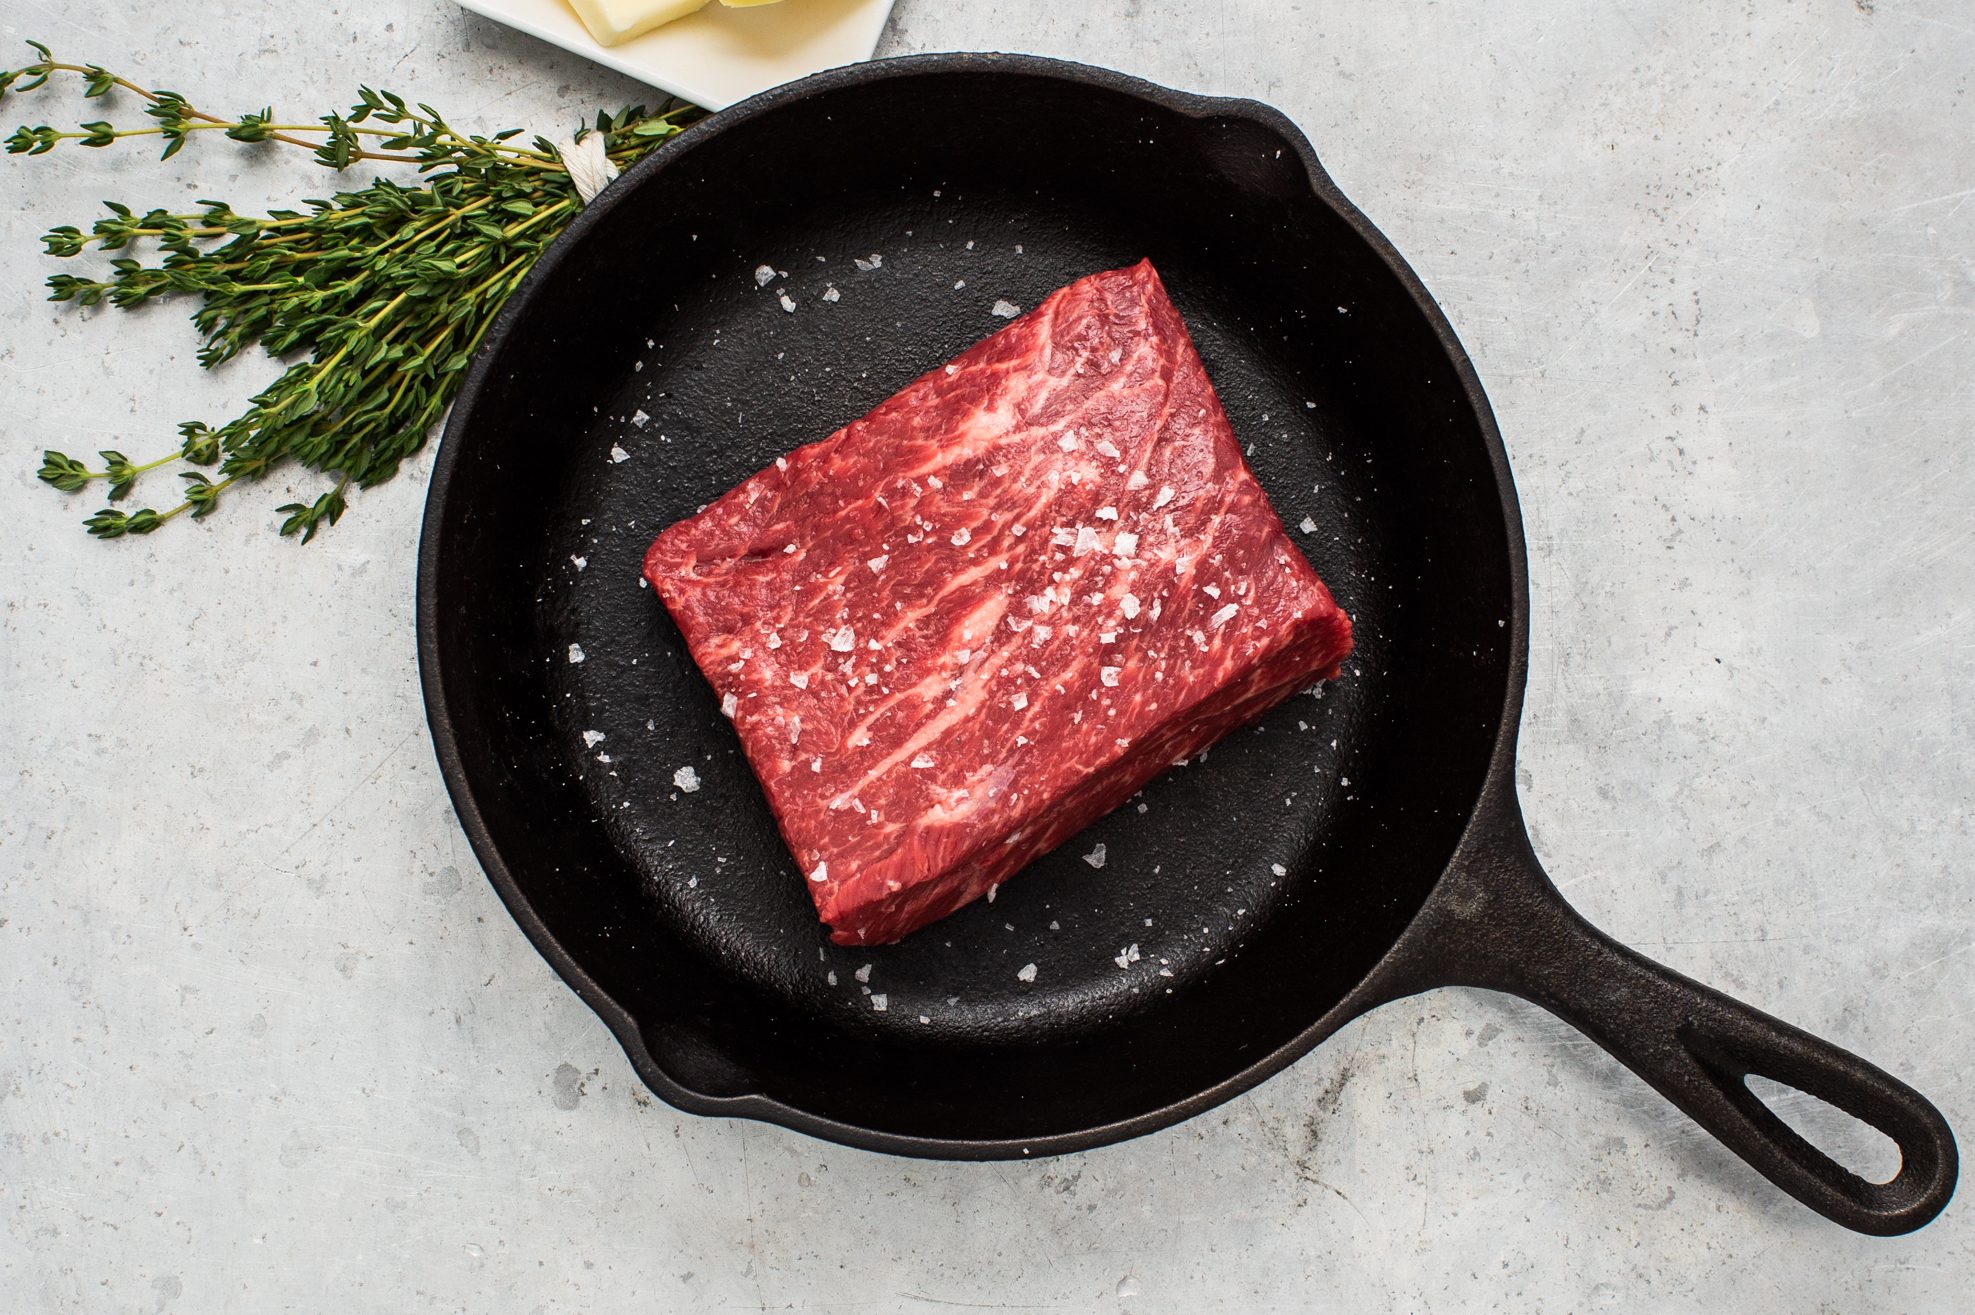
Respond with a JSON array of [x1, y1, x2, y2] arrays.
[[3, 41, 701, 540]]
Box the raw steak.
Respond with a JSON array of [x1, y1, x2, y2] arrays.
[[644, 260, 1353, 945]]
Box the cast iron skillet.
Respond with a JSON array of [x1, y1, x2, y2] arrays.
[[416, 53, 1957, 1234]]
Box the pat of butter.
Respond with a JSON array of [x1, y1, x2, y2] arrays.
[[567, 0, 707, 46], [566, 0, 785, 46]]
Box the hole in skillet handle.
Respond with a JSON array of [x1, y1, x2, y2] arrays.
[[1743, 1075, 1902, 1187], [1380, 790, 1958, 1235]]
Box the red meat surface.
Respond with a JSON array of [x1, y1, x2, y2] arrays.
[[644, 260, 1352, 945]]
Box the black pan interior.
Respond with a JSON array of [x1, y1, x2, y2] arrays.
[[423, 61, 1516, 1144]]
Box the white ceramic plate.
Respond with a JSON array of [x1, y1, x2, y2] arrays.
[[456, 0, 896, 110]]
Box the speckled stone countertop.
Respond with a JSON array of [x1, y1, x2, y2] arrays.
[[3, 3, 1970, 1311]]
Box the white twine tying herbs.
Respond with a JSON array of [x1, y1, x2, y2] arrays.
[[1, 41, 699, 541], [551, 131, 621, 205]]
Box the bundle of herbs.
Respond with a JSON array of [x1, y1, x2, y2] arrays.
[[2, 41, 701, 540]]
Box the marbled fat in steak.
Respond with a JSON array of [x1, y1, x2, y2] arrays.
[[644, 260, 1353, 944]]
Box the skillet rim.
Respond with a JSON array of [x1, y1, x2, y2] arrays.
[[415, 50, 1531, 1157]]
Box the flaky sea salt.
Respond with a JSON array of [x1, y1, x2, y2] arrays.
[[753, 264, 776, 286], [991, 299, 1021, 318], [1121, 593, 1141, 620], [854, 253, 883, 271], [567, 643, 586, 664], [1209, 603, 1240, 627], [779, 293, 798, 313], [582, 730, 605, 748], [910, 754, 936, 769], [610, 445, 631, 463], [1299, 516, 1318, 534], [721, 692, 738, 718], [1016, 963, 1038, 982], [1083, 843, 1107, 869], [630, 409, 649, 428], [672, 765, 700, 793], [823, 285, 841, 303], [808, 860, 829, 883]]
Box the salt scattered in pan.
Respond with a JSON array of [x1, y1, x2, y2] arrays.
[[567, 643, 586, 663], [778, 293, 797, 314], [1016, 963, 1038, 982], [753, 264, 776, 286], [855, 963, 872, 983], [1299, 516, 1318, 534], [582, 730, 606, 748], [1083, 843, 1107, 869], [610, 445, 631, 463], [854, 253, 883, 271], [570, 554, 587, 570], [954, 279, 967, 290], [672, 765, 701, 792], [630, 409, 649, 428], [991, 299, 1021, 318], [870, 994, 888, 1012], [822, 286, 841, 303], [1272, 863, 1288, 876]]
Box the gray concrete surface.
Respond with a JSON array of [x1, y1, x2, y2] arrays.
[[3, 2, 1971, 1310]]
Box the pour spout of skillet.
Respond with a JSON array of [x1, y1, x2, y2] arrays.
[[1370, 784, 1959, 1236]]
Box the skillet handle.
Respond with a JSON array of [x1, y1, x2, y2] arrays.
[[1394, 794, 1958, 1235]]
